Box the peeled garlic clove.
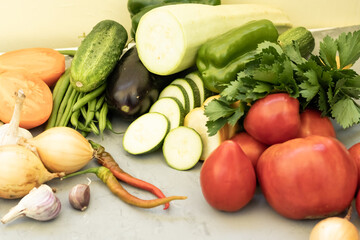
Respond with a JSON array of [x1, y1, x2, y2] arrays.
[[69, 180, 91, 211], [1, 184, 61, 224]]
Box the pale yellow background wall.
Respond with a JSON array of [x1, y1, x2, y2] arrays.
[[0, 0, 131, 52], [224, 0, 360, 29], [1, 0, 359, 52]]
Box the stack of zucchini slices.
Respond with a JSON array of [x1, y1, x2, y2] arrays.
[[123, 71, 209, 170]]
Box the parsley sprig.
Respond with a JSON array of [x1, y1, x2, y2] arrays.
[[205, 30, 360, 136]]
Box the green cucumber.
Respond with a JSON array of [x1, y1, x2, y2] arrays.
[[159, 84, 190, 113], [162, 126, 202, 170], [149, 97, 185, 130], [123, 112, 170, 155], [278, 26, 315, 58], [71, 20, 128, 92]]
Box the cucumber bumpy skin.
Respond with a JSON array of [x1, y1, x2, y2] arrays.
[[70, 20, 128, 93], [278, 26, 315, 58]]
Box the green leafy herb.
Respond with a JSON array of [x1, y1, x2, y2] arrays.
[[205, 29, 360, 136]]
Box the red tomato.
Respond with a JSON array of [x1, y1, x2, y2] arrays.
[[231, 131, 268, 168], [348, 142, 360, 188], [297, 109, 336, 138], [200, 140, 256, 212], [257, 135, 358, 220], [244, 93, 300, 145], [356, 190, 360, 217]]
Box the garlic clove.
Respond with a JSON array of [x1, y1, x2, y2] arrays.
[[69, 179, 91, 211], [1, 184, 61, 224]]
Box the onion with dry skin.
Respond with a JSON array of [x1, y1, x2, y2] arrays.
[[0, 144, 64, 199], [21, 127, 95, 174], [310, 207, 360, 240]]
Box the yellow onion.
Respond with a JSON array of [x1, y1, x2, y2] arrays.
[[24, 127, 95, 174], [309, 216, 359, 240], [0, 145, 63, 199]]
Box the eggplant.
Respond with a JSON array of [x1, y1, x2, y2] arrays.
[[105, 46, 170, 120]]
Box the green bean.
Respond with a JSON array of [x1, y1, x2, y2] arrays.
[[52, 68, 71, 99], [55, 84, 74, 126], [85, 98, 97, 127], [80, 131, 89, 138], [95, 95, 106, 111], [77, 92, 85, 102], [46, 69, 71, 129], [80, 106, 88, 120], [89, 121, 100, 135], [95, 111, 100, 121], [72, 83, 107, 112], [77, 121, 93, 133], [99, 102, 108, 137], [95, 110, 121, 134], [79, 106, 99, 135], [57, 49, 77, 57], [106, 119, 113, 131], [58, 90, 80, 127], [70, 110, 81, 129]]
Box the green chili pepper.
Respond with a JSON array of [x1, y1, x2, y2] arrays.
[[196, 19, 279, 93]]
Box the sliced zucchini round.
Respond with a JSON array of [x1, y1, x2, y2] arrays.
[[159, 84, 190, 113], [123, 112, 170, 155], [185, 71, 205, 105], [171, 78, 201, 110], [162, 126, 203, 171], [149, 97, 185, 130]]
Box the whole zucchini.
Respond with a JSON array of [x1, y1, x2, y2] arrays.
[[105, 46, 169, 120], [71, 20, 128, 93], [136, 4, 291, 75], [278, 26, 315, 58], [127, 0, 221, 16]]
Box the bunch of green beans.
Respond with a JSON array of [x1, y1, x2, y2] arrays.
[[46, 68, 113, 137]]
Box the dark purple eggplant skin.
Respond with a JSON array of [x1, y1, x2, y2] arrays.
[[105, 46, 169, 120]]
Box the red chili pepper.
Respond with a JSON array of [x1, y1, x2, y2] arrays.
[[63, 166, 187, 209], [90, 140, 172, 209]]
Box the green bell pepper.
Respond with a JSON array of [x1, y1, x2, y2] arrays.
[[196, 19, 279, 93], [127, 0, 221, 17]]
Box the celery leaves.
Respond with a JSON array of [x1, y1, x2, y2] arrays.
[[337, 31, 360, 69], [205, 29, 360, 135]]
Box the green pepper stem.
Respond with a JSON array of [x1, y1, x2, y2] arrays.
[[88, 140, 106, 157], [62, 167, 100, 180]]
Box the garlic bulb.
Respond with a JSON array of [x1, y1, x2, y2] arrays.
[[1, 184, 61, 224], [0, 89, 33, 146], [23, 127, 94, 174], [0, 144, 64, 199]]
